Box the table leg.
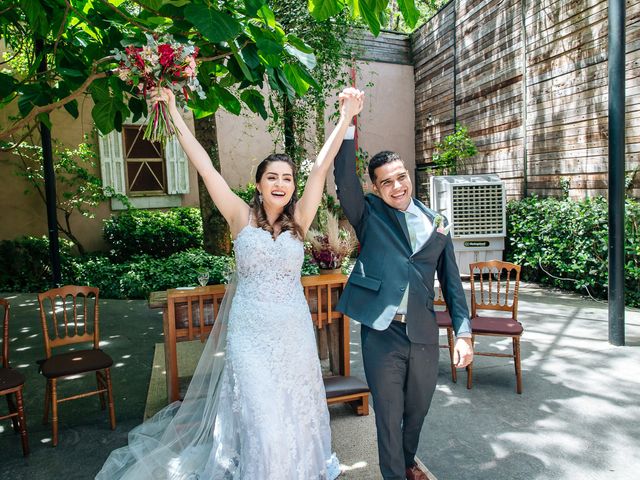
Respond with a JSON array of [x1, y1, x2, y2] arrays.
[[162, 308, 179, 403]]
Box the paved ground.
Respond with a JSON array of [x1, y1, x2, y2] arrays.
[[415, 283, 640, 480], [1, 282, 639, 479]]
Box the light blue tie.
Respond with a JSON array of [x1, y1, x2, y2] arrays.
[[405, 212, 418, 252], [397, 211, 417, 315]]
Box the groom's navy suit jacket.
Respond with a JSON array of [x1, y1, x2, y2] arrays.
[[334, 139, 471, 345]]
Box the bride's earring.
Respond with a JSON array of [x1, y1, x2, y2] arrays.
[[258, 192, 263, 204]]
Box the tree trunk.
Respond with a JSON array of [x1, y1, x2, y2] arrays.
[[60, 211, 86, 255], [193, 114, 231, 255]]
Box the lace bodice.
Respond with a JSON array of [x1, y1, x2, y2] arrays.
[[233, 225, 306, 304]]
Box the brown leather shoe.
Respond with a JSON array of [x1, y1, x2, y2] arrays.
[[405, 464, 430, 480]]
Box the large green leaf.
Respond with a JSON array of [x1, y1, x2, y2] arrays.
[[346, 0, 360, 17], [257, 5, 276, 28], [184, 4, 242, 43], [128, 96, 147, 123], [397, 0, 419, 28], [285, 34, 314, 54], [239, 44, 261, 70], [0, 73, 16, 99], [244, 0, 265, 17], [308, 0, 345, 21], [274, 69, 296, 100], [214, 85, 241, 115], [19, 0, 49, 37], [284, 45, 316, 70], [190, 94, 220, 119], [282, 63, 318, 97], [17, 84, 52, 117], [92, 97, 128, 134], [360, 0, 382, 36], [254, 30, 284, 68], [89, 78, 112, 103], [64, 99, 79, 119], [240, 89, 267, 119], [229, 43, 256, 82]]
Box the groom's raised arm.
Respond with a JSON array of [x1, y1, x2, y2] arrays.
[[334, 129, 367, 230]]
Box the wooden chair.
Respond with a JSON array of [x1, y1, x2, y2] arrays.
[[434, 286, 457, 383], [303, 274, 370, 416], [0, 298, 29, 455], [467, 261, 523, 393], [37, 286, 116, 446]]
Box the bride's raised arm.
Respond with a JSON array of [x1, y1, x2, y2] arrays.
[[156, 88, 250, 237], [295, 88, 364, 234]]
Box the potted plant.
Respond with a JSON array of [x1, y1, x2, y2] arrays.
[[307, 210, 357, 274], [432, 123, 478, 175]]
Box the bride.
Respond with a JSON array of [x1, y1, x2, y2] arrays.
[[96, 87, 364, 479]]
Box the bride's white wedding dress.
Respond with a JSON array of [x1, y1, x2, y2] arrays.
[[96, 223, 340, 479]]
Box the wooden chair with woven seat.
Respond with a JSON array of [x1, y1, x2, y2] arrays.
[[434, 285, 457, 383], [0, 298, 29, 455], [467, 260, 523, 393], [37, 286, 116, 446]]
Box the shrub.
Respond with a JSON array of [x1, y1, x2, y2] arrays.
[[506, 196, 640, 307], [70, 250, 235, 299], [72, 249, 323, 299], [0, 236, 75, 292], [0, 235, 334, 298], [103, 207, 203, 261]]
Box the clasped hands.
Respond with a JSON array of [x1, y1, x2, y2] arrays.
[[338, 87, 364, 120]]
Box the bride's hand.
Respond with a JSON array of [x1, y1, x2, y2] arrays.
[[149, 87, 177, 112]]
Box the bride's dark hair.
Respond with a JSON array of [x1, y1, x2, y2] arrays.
[[252, 154, 304, 240]]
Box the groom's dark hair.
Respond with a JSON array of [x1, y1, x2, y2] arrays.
[[368, 151, 404, 183]]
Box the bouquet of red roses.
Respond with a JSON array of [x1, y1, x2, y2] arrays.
[[112, 34, 205, 143]]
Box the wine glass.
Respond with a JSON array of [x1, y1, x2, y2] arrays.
[[196, 270, 209, 287]]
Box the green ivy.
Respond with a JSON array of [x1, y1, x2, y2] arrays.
[[506, 196, 640, 307]]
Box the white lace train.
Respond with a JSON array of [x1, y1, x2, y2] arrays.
[[96, 225, 340, 479]]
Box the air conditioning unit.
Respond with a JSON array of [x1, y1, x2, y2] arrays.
[[430, 175, 506, 275]]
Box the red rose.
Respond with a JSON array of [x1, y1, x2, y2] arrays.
[[158, 44, 175, 67], [125, 46, 142, 56]]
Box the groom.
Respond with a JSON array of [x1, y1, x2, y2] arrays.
[[334, 126, 473, 480]]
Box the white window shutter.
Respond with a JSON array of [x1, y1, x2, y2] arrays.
[[165, 137, 190, 194], [98, 131, 126, 195]]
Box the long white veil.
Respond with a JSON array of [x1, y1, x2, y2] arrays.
[[96, 274, 239, 479]]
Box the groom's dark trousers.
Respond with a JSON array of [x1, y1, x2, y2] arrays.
[[362, 322, 439, 479], [334, 139, 471, 480]]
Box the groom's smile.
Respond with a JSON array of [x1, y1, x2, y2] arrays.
[[372, 160, 413, 211]]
